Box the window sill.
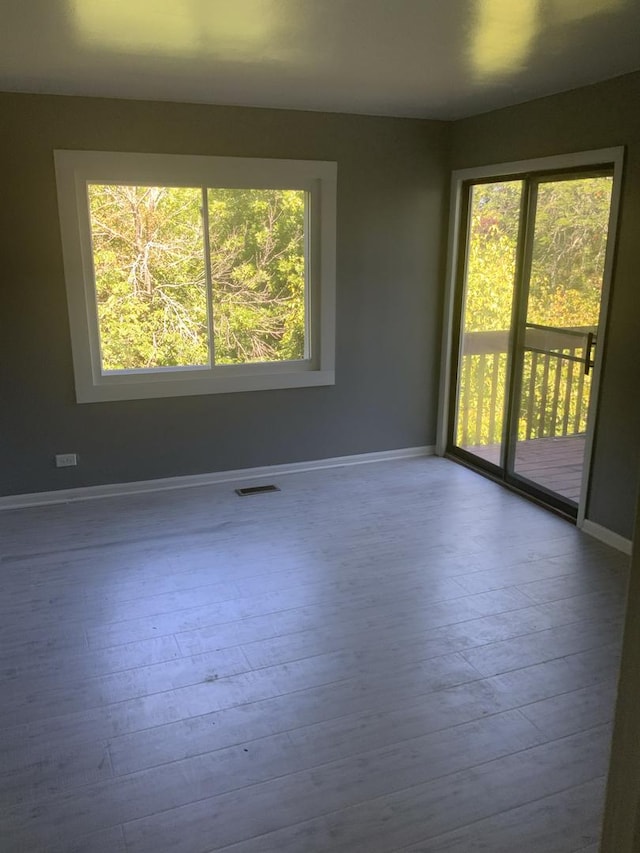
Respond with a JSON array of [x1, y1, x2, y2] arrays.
[[74, 366, 336, 403]]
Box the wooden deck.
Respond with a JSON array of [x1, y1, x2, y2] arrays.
[[463, 434, 587, 503]]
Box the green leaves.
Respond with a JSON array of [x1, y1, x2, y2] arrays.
[[207, 188, 305, 364], [89, 185, 208, 370], [87, 184, 306, 371]]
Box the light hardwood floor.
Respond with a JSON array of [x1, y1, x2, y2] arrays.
[[0, 458, 630, 852]]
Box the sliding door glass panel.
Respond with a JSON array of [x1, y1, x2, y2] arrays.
[[454, 180, 523, 466], [512, 176, 614, 503]]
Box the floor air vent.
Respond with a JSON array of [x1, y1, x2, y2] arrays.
[[235, 484, 280, 496]]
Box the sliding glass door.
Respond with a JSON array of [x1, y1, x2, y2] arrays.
[[450, 169, 615, 516]]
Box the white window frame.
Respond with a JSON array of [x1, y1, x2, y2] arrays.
[[54, 150, 337, 403]]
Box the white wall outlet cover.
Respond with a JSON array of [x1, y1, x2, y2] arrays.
[[55, 453, 78, 467]]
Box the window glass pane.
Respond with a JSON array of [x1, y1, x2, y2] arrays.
[[207, 188, 306, 364], [454, 180, 523, 464], [512, 176, 613, 502], [88, 185, 208, 371], [527, 177, 613, 328]]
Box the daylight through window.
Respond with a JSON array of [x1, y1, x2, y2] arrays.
[[88, 185, 307, 371], [55, 152, 336, 402]]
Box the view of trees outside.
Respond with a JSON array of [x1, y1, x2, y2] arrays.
[[528, 178, 613, 327], [87, 175, 612, 454], [456, 176, 613, 450], [88, 184, 306, 371]]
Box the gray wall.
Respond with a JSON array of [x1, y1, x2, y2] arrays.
[[3, 75, 638, 539], [0, 93, 450, 495], [451, 72, 640, 540]]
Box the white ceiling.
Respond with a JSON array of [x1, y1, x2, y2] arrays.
[[1, 0, 639, 119]]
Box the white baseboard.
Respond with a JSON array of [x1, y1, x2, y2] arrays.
[[581, 519, 633, 555], [0, 445, 436, 510]]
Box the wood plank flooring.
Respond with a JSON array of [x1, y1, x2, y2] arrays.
[[0, 458, 630, 852]]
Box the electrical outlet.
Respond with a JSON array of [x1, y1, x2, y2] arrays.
[[55, 453, 78, 468]]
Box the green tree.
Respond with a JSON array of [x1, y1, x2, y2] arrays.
[[206, 189, 305, 364], [463, 180, 521, 333], [88, 184, 306, 371], [89, 185, 208, 370], [527, 178, 612, 328]]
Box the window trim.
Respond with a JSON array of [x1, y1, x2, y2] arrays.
[[54, 150, 337, 402]]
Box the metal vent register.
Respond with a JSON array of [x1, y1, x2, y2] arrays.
[[235, 484, 280, 497]]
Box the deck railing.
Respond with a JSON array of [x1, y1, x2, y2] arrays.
[[457, 326, 596, 448]]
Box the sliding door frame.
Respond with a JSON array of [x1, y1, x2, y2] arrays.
[[436, 147, 625, 526]]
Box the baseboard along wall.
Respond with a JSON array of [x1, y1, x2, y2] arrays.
[[580, 519, 633, 556], [0, 446, 435, 510], [2, 447, 632, 556]]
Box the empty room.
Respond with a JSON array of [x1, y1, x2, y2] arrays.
[[1, 2, 640, 851]]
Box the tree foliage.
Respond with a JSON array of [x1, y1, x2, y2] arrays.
[[88, 184, 305, 371], [462, 177, 612, 334], [207, 188, 305, 364], [527, 178, 612, 328], [462, 180, 521, 333]]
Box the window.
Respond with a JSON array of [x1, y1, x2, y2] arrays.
[[55, 151, 337, 402]]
